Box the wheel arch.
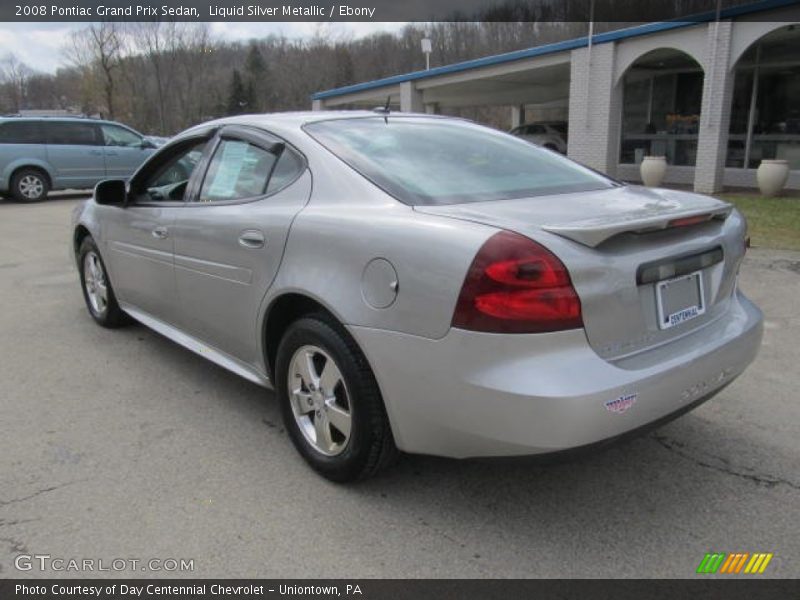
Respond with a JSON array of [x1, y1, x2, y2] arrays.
[[73, 224, 92, 259], [10, 163, 53, 189], [262, 292, 347, 382]]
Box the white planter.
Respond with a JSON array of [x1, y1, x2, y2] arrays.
[[640, 156, 667, 187], [756, 159, 789, 197]]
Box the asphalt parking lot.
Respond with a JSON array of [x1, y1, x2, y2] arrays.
[[1, 196, 798, 579]]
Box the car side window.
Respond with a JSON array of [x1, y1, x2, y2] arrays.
[[198, 139, 276, 203], [136, 140, 207, 203], [266, 148, 305, 194], [101, 124, 142, 147], [46, 122, 99, 145], [0, 121, 44, 144]]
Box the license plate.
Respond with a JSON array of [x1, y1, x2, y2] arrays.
[[656, 270, 706, 330]]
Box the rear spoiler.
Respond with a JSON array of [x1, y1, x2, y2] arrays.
[[541, 204, 732, 248]]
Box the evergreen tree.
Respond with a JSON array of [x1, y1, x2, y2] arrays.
[[244, 42, 271, 111], [226, 69, 248, 115]]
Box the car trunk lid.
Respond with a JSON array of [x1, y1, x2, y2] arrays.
[[417, 185, 746, 361]]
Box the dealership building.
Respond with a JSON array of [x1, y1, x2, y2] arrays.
[[311, 0, 800, 193]]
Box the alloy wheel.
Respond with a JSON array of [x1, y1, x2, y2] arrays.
[[19, 175, 44, 199], [288, 345, 352, 456], [83, 251, 109, 315]]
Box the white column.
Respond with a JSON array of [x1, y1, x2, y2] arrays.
[[511, 105, 526, 128], [567, 43, 620, 177], [399, 81, 424, 113], [694, 21, 735, 194], [311, 99, 324, 111]]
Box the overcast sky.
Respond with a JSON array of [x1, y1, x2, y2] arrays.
[[0, 22, 408, 73]]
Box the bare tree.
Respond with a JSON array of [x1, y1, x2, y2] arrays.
[[171, 23, 215, 128], [65, 22, 124, 119], [130, 21, 173, 133], [0, 53, 34, 112]]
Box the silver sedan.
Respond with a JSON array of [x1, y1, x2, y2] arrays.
[[72, 112, 763, 481]]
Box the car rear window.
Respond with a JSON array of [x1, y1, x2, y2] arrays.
[[0, 121, 44, 144], [305, 117, 613, 206]]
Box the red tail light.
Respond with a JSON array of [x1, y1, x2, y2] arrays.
[[452, 231, 583, 333]]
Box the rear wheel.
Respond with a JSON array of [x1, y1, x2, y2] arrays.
[[78, 237, 127, 328], [275, 315, 398, 482], [11, 168, 49, 202]]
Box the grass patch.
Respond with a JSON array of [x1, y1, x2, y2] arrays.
[[718, 194, 800, 251]]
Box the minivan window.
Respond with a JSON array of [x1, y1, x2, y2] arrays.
[[101, 124, 142, 147], [306, 117, 614, 206], [0, 121, 44, 144], [46, 122, 99, 146]]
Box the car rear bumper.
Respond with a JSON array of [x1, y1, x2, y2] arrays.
[[349, 289, 763, 458]]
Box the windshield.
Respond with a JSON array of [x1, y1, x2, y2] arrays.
[[305, 117, 614, 206]]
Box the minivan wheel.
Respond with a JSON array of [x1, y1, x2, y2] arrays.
[[78, 237, 127, 328], [275, 315, 398, 482], [11, 168, 49, 202]]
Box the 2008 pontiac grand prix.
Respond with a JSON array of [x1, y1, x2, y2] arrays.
[[72, 112, 763, 481]]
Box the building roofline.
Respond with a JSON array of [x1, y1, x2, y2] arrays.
[[311, 0, 798, 101]]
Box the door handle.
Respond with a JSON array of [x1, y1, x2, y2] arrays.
[[238, 230, 265, 249], [152, 226, 169, 239], [89, 149, 103, 156]]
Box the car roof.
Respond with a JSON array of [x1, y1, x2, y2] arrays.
[[220, 110, 447, 125], [0, 116, 123, 126], [177, 110, 457, 142]]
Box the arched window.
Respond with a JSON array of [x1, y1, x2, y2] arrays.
[[726, 25, 800, 171], [619, 49, 704, 167]]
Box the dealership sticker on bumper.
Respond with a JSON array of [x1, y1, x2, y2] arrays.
[[605, 393, 638, 414]]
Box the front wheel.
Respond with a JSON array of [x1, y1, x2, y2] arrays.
[[275, 315, 398, 482], [78, 237, 127, 328]]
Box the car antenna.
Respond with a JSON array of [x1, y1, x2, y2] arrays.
[[373, 96, 391, 123]]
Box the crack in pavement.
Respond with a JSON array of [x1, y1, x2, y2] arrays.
[[0, 518, 41, 528], [651, 434, 800, 491], [0, 482, 74, 507]]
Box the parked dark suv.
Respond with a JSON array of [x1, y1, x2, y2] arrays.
[[0, 117, 157, 202]]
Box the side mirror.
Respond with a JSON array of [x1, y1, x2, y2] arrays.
[[140, 139, 156, 149], [94, 179, 128, 207]]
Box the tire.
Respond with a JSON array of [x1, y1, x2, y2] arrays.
[[77, 237, 127, 328], [275, 314, 398, 482], [543, 143, 558, 152], [10, 168, 49, 202]]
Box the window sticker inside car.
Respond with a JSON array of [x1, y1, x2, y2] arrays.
[[207, 141, 248, 198]]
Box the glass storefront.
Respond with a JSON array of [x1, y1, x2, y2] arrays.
[[726, 25, 800, 171], [620, 50, 703, 166]]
